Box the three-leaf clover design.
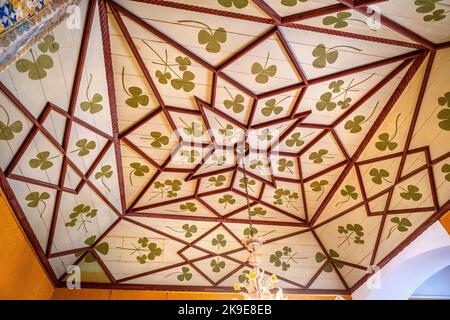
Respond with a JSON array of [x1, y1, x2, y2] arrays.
[[25, 191, 50, 218], [37, 34, 60, 53], [273, 189, 299, 209], [316, 92, 337, 111], [122, 67, 149, 108], [179, 20, 227, 53], [117, 237, 162, 264], [269, 246, 301, 271], [309, 149, 332, 164], [336, 185, 358, 207], [95, 165, 113, 192], [442, 163, 450, 182], [181, 118, 204, 137], [344, 115, 366, 133], [369, 168, 391, 185], [218, 0, 249, 9], [0, 104, 23, 141], [29, 151, 56, 170], [218, 194, 236, 208], [323, 12, 353, 29], [129, 162, 150, 185], [277, 158, 294, 174], [249, 159, 264, 170], [238, 270, 250, 283], [312, 43, 361, 69], [212, 234, 227, 249], [310, 180, 329, 200], [258, 128, 272, 141], [375, 113, 401, 151], [437, 92, 450, 131], [251, 52, 277, 84], [223, 90, 245, 114], [261, 98, 284, 117], [171, 70, 196, 92], [281, 0, 307, 6], [207, 175, 227, 188], [16, 50, 54, 80], [285, 132, 307, 147], [180, 149, 200, 163], [78, 235, 109, 263], [180, 202, 197, 213], [386, 217, 412, 239], [211, 258, 226, 273], [399, 185, 422, 201], [250, 207, 267, 217], [315, 249, 342, 272], [182, 224, 198, 238], [177, 267, 193, 281], [239, 177, 256, 192], [415, 0, 449, 22], [65, 204, 98, 232], [80, 74, 103, 114], [72, 139, 96, 157], [337, 224, 365, 247]]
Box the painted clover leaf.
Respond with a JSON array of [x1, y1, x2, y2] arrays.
[[238, 270, 250, 283], [121, 67, 149, 108], [312, 43, 362, 69], [258, 128, 272, 141], [243, 226, 258, 237], [37, 34, 60, 53], [25, 192, 50, 218], [424, 9, 447, 21], [316, 92, 337, 111], [211, 259, 226, 273], [239, 177, 256, 192], [251, 52, 277, 84], [29, 151, 56, 170], [281, 0, 307, 6], [315, 249, 342, 272], [437, 92, 450, 131], [179, 20, 227, 53], [399, 185, 422, 201], [171, 70, 195, 92], [310, 180, 328, 200], [217, 121, 234, 137], [218, 194, 236, 208], [261, 98, 285, 117], [72, 139, 96, 157], [375, 113, 401, 151], [208, 155, 227, 168], [344, 115, 365, 133], [212, 234, 227, 249], [16, 51, 53, 80], [155, 70, 171, 84], [175, 56, 191, 71], [180, 149, 200, 163], [81, 235, 109, 263], [337, 224, 364, 247], [442, 163, 450, 182], [0, 107, 23, 141], [309, 149, 332, 164], [415, 0, 449, 22], [323, 12, 353, 29], [369, 168, 391, 185], [65, 204, 97, 232], [129, 162, 150, 185], [269, 246, 302, 271], [80, 74, 103, 114], [273, 189, 299, 209], [177, 267, 193, 281], [386, 217, 412, 239], [207, 175, 227, 188], [180, 118, 204, 137], [118, 238, 162, 264], [249, 159, 264, 170], [250, 207, 267, 217], [335, 185, 358, 207], [182, 224, 198, 238], [415, 0, 441, 13], [95, 165, 113, 192], [278, 158, 294, 174], [218, 0, 249, 8], [181, 202, 197, 213], [143, 131, 170, 148], [223, 88, 245, 114], [285, 132, 311, 148]]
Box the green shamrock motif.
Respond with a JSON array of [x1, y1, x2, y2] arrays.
[[211, 258, 226, 273], [180, 149, 200, 163], [238, 270, 250, 283], [116, 237, 162, 264], [251, 52, 277, 84], [95, 165, 113, 192], [316, 92, 337, 111], [215, 118, 234, 137], [149, 179, 182, 201], [323, 12, 353, 29], [76, 236, 109, 263], [243, 226, 258, 237], [277, 158, 294, 174], [25, 192, 50, 218], [71, 139, 96, 157], [258, 128, 272, 141], [281, 0, 308, 6], [285, 132, 312, 148], [315, 249, 343, 272], [218, 194, 236, 208], [223, 88, 245, 114], [312, 43, 362, 69], [143, 41, 196, 92], [180, 118, 204, 138], [442, 163, 450, 182], [273, 189, 299, 209], [207, 175, 227, 188], [309, 149, 333, 164], [212, 234, 227, 249], [29, 151, 57, 170], [16, 49, 54, 80], [121, 67, 149, 108], [310, 180, 328, 200], [386, 217, 412, 239], [250, 207, 267, 217], [337, 224, 364, 247], [218, 0, 249, 8], [369, 168, 391, 185], [180, 202, 197, 213], [129, 162, 150, 185], [0, 104, 23, 141], [437, 92, 450, 131], [335, 185, 358, 207], [177, 267, 193, 281], [344, 101, 380, 134], [141, 131, 170, 148], [207, 155, 227, 168], [375, 113, 401, 151], [399, 185, 422, 201], [80, 74, 103, 114], [182, 224, 198, 238], [249, 159, 264, 170], [329, 80, 344, 93], [179, 20, 227, 53], [37, 34, 59, 53], [239, 177, 256, 192], [65, 204, 98, 232], [269, 246, 304, 271], [414, 0, 449, 22], [261, 97, 288, 117]]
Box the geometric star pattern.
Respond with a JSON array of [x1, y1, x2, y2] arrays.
[[0, 0, 449, 294]]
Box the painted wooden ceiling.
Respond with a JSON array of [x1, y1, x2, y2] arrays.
[[0, 0, 449, 294]]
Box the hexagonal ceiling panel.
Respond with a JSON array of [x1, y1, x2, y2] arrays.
[[0, 0, 449, 295]]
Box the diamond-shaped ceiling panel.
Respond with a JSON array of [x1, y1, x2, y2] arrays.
[[0, 0, 449, 295]]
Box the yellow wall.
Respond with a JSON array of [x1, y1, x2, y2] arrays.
[[0, 190, 53, 300], [440, 210, 450, 235]]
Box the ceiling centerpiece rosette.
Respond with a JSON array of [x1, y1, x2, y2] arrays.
[[0, 0, 449, 295]]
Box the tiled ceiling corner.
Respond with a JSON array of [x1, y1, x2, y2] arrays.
[[0, 0, 449, 294]]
